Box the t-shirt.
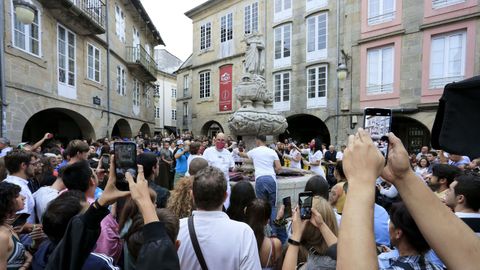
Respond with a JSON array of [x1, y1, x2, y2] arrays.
[[203, 147, 234, 181], [309, 150, 325, 178], [175, 149, 189, 174], [247, 146, 279, 180], [455, 212, 480, 237], [33, 186, 60, 222], [289, 149, 301, 169]]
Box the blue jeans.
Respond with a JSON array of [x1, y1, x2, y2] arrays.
[[255, 175, 288, 244]]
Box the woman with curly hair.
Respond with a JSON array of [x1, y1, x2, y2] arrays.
[[0, 181, 32, 270], [166, 177, 194, 219]]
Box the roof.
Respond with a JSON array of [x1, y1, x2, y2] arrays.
[[176, 54, 193, 72], [185, 0, 224, 18], [154, 49, 183, 74], [130, 0, 165, 46]]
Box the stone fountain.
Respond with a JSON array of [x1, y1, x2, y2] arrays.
[[228, 33, 288, 149]]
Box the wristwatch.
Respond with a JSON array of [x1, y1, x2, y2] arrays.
[[288, 238, 301, 246]]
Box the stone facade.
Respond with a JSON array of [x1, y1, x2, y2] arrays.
[[2, 0, 163, 144], [178, 0, 480, 151]]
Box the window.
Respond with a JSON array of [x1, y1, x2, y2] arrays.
[[200, 22, 212, 50], [155, 106, 160, 118], [171, 88, 177, 98], [12, 3, 40, 56], [274, 0, 292, 22], [432, 0, 465, 9], [245, 2, 259, 34], [171, 110, 177, 120], [116, 66, 126, 96], [133, 78, 140, 106], [183, 75, 190, 96], [307, 65, 327, 108], [199, 71, 211, 99], [221, 13, 233, 42], [274, 24, 291, 68], [146, 91, 151, 107], [306, 13, 328, 62], [183, 103, 188, 117], [429, 31, 466, 89], [368, 0, 395, 25], [273, 72, 290, 111], [58, 25, 76, 88], [115, 4, 125, 42], [367, 45, 394, 94], [87, 44, 100, 83], [306, 0, 328, 11]]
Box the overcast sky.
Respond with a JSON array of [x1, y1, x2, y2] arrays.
[[141, 0, 209, 62]]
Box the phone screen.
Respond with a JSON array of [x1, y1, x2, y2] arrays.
[[299, 192, 313, 220], [283, 197, 292, 219], [12, 213, 30, 227], [364, 108, 392, 158], [114, 142, 137, 191]]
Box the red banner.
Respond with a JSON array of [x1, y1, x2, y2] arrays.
[[219, 65, 233, 112]]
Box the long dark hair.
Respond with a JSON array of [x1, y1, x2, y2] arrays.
[[245, 199, 271, 250], [311, 138, 322, 153], [226, 181, 256, 222], [0, 182, 21, 224]]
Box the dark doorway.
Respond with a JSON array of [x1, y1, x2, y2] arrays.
[[22, 108, 95, 147], [280, 114, 331, 145], [392, 116, 431, 154], [201, 121, 224, 138], [139, 123, 151, 137], [112, 119, 132, 138]]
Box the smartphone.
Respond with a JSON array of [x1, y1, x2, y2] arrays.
[[363, 108, 392, 159], [101, 154, 110, 171], [282, 197, 292, 219], [298, 191, 313, 220], [114, 142, 137, 191], [12, 213, 30, 227]]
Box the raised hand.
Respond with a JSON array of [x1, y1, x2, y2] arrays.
[[291, 206, 308, 242], [310, 208, 324, 229], [97, 155, 130, 207], [380, 132, 414, 185]]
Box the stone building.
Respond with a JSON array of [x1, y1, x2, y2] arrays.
[[343, 0, 480, 153], [178, 0, 480, 151], [2, 0, 163, 145], [154, 49, 183, 136]]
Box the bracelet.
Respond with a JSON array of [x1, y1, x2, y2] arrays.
[[93, 199, 107, 209], [288, 238, 301, 246]]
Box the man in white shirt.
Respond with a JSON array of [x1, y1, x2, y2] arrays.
[[239, 135, 283, 241], [445, 173, 480, 236], [284, 143, 302, 169], [33, 169, 66, 222], [202, 133, 234, 208], [4, 150, 37, 224], [177, 166, 261, 270]]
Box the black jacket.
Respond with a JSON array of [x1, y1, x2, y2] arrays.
[[45, 204, 180, 270]]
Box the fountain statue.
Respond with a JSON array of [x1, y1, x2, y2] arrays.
[[228, 32, 288, 149]]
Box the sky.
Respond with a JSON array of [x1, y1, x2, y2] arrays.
[[141, 0, 209, 62]]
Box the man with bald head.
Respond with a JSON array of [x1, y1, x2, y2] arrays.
[[202, 133, 235, 208]]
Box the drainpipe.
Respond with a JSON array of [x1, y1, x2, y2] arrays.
[[0, 0, 6, 138], [162, 76, 165, 134], [335, 0, 341, 146], [105, 0, 111, 138]]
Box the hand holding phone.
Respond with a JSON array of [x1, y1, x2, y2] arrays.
[[114, 142, 137, 191], [363, 108, 392, 161], [299, 191, 313, 219], [12, 213, 30, 227]]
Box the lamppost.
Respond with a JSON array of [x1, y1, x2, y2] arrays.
[[0, 0, 35, 137]]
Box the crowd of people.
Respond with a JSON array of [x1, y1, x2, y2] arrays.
[[0, 129, 479, 270]]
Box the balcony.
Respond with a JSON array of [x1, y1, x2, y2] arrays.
[[38, 0, 106, 35], [126, 45, 157, 82]]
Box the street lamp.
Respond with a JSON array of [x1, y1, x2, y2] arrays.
[[13, 0, 36, 25], [13, 0, 35, 24], [337, 63, 348, 81]]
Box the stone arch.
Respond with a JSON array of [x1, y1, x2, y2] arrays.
[[112, 119, 132, 138], [139, 123, 151, 137], [279, 114, 331, 145], [201, 121, 224, 138], [21, 108, 96, 146], [392, 116, 431, 154]]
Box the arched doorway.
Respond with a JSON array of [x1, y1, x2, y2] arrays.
[[392, 116, 431, 154], [279, 114, 331, 145], [22, 108, 96, 146], [201, 121, 224, 138], [139, 123, 151, 138], [111, 119, 132, 138]]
